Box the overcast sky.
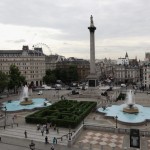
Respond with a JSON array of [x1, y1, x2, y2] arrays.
[[0, 0, 150, 60]]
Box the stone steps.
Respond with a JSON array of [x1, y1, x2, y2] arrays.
[[0, 125, 69, 146]]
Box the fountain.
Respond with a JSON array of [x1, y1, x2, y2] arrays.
[[123, 90, 139, 113], [97, 89, 150, 124], [20, 85, 33, 105], [1, 84, 51, 112]]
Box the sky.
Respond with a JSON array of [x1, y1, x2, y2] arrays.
[[0, 0, 150, 60]]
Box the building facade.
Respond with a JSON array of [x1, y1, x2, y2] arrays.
[[56, 57, 90, 81], [143, 53, 150, 89], [117, 52, 129, 65], [45, 54, 66, 70], [0, 46, 45, 86]]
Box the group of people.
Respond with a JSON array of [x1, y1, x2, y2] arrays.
[[24, 123, 60, 150]]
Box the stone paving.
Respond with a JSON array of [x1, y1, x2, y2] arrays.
[[0, 124, 69, 145], [75, 130, 124, 150], [0, 89, 150, 150]]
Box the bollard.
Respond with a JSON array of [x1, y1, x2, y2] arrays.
[[79, 142, 82, 149], [112, 147, 115, 150], [100, 145, 103, 150], [89, 143, 92, 150]]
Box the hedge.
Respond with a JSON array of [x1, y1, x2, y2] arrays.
[[25, 100, 96, 128]]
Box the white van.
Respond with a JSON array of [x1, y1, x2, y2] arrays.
[[42, 85, 51, 90], [121, 84, 126, 87], [37, 91, 43, 95], [55, 84, 62, 90]]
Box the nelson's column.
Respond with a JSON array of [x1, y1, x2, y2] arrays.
[[87, 15, 98, 88]]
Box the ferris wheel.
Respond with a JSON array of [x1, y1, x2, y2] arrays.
[[32, 43, 52, 55]]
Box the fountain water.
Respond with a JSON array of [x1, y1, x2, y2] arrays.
[[20, 85, 33, 105], [2, 85, 51, 112], [123, 90, 139, 113]]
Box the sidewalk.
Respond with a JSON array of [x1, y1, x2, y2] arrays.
[[0, 136, 78, 150]]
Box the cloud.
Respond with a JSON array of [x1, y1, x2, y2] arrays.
[[0, 0, 149, 60]]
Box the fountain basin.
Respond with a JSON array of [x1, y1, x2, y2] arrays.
[[97, 104, 150, 124], [123, 105, 139, 113], [20, 99, 33, 105], [2, 98, 51, 112]]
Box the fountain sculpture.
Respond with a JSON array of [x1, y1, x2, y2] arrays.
[[123, 90, 139, 113], [97, 89, 150, 124], [20, 85, 33, 105]]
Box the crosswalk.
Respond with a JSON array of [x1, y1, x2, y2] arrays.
[[0, 124, 70, 146]]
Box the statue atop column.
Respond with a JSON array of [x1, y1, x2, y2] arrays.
[[90, 15, 94, 27]]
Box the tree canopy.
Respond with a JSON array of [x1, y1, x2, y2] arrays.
[[0, 71, 9, 93], [43, 65, 79, 85], [8, 65, 26, 93]]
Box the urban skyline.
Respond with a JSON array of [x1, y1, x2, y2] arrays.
[[0, 0, 150, 60]]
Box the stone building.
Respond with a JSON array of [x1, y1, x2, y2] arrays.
[[96, 58, 115, 80], [0, 46, 45, 86], [117, 52, 129, 65], [114, 57, 140, 85], [143, 53, 150, 89], [145, 52, 150, 61], [45, 54, 66, 70], [56, 57, 90, 81]]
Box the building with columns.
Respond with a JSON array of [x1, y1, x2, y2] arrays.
[[117, 52, 129, 65], [143, 53, 150, 89], [0, 46, 45, 86], [114, 52, 141, 85]]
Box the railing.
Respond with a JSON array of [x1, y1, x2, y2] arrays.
[[84, 123, 150, 137]]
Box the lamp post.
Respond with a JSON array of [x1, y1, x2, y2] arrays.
[[0, 106, 7, 128], [29, 140, 35, 150], [115, 115, 118, 128], [68, 126, 71, 140]]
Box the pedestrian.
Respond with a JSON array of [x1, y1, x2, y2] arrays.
[[56, 128, 59, 134], [45, 136, 48, 144], [46, 127, 49, 134], [12, 117, 14, 123], [41, 127, 44, 136], [24, 130, 27, 138], [54, 124, 56, 130], [51, 144, 54, 150]]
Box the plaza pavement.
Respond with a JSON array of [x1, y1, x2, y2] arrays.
[[0, 89, 150, 150]]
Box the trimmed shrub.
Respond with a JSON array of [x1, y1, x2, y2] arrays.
[[25, 100, 96, 128]]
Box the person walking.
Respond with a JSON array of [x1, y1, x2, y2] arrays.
[[45, 136, 48, 144], [24, 130, 27, 138], [50, 144, 54, 150], [56, 128, 59, 134], [41, 127, 44, 136]]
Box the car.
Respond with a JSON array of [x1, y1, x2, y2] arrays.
[[55, 84, 62, 90], [147, 91, 150, 94], [42, 85, 51, 90], [121, 84, 126, 87], [66, 87, 72, 90], [72, 90, 79, 95], [37, 91, 43, 95]]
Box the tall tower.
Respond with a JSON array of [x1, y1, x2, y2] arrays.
[[87, 15, 98, 87], [88, 15, 96, 74]]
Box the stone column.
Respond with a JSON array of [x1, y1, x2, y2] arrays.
[[88, 15, 96, 75]]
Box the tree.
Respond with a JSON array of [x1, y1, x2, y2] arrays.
[[68, 65, 78, 82], [43, 65, 79, 85], [8, 65, 26, 93], [43, 74, 56, 85], [0, 71, 9, 93]]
